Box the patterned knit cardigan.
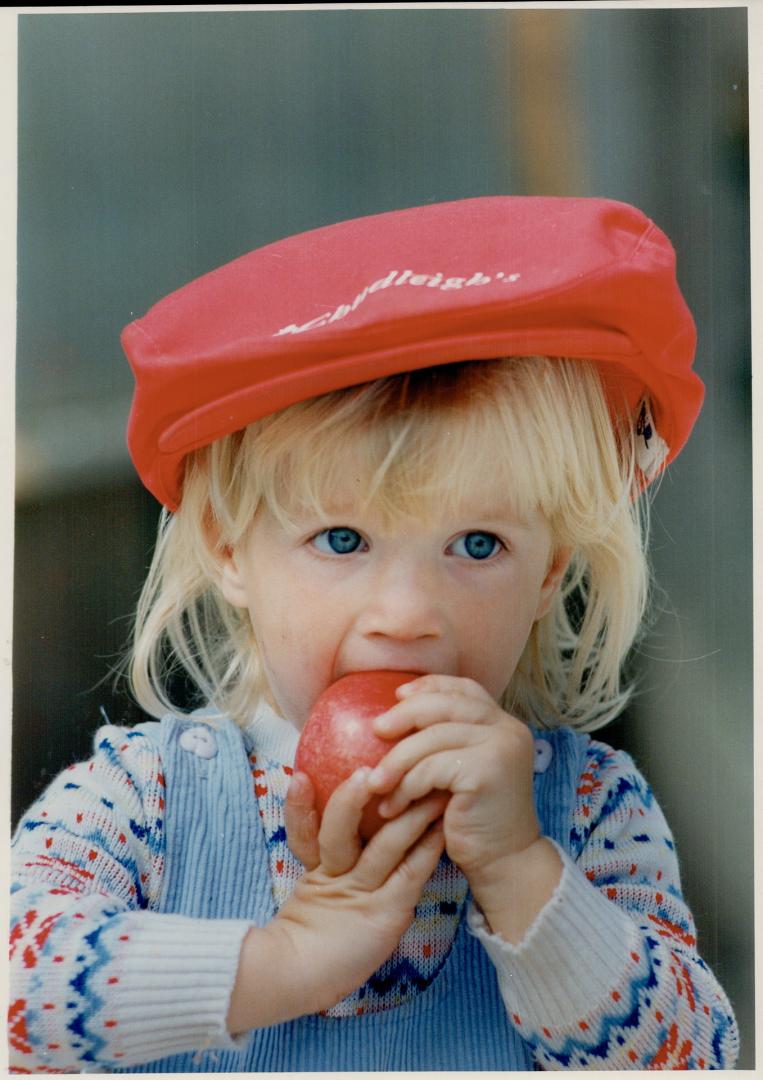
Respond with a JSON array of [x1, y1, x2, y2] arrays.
[[10, 708, 739, 1071]]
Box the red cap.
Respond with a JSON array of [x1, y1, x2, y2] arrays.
[[122, 196, 702, 509]]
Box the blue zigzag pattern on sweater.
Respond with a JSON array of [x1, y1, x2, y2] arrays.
[[712, 1010, 737, 1065], [529, 943, 661, 1067], [64, 917, 122, 1065], [366, 956, 439, 997]]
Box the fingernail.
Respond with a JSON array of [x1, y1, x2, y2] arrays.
[[287, 773, 305, 795], [352, 766, 371, 786], [368, 765, 384, 786]]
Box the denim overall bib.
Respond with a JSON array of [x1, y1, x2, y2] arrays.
[[127, 715, 588, 1072]]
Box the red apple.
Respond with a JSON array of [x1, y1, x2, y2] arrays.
[[294, 670, 419, 839]]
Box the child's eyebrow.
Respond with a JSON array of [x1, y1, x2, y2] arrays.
[[287, 501, 360, 522], [280, 504, 539, 534], [449, 501, 536, 527]]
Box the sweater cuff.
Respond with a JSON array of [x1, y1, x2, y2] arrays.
[[467, 839, 640, 1027], [100, 911, 253, 1067]]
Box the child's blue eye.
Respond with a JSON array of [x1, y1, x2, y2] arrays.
[[451, 532, 502, 560], [313, 527, 365, 555]]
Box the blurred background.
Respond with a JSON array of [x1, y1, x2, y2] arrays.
[[13, 7, 752, 1066]]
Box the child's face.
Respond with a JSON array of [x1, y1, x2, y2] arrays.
[[219, 490, 569, 729]]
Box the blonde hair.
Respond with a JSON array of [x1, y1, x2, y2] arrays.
[[129, 357, 650, 732]]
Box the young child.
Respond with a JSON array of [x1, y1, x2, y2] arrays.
[[11, 197, 739, 1071]]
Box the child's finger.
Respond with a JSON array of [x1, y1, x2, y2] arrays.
[[396, 674, 493, 702], [376, 751, 468, 819], [380, 818, 446, 909], [374, 690, 494, 740], [367, 722, 481, 795], [317, 767, 372, 877], [284, 772, 321, 870], [353, 791, 449, 890]]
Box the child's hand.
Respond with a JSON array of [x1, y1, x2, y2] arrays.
[[279, 769, 446, 1009], [364, 674, 562, 938], [229, 768, 446, 1034]]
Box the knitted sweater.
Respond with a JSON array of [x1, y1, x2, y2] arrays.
[[10, 704, 739, 1071]]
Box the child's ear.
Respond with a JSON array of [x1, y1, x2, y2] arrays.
[[204, 515, 250, 609], [534, 545, 573, 622], [216, 544, 250, 610]]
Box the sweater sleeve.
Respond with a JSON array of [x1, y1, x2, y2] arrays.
[[9, 725, 253, 1073], [468, 738, 740, 1069]]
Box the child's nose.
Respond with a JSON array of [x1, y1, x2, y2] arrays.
[[357, 561, 444, 641]]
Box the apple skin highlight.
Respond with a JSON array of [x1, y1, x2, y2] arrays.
[[294, 670, 419, 839]]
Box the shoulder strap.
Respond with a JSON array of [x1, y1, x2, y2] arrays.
[[144, 714, 275, 923], [532, 727, 590, 854]]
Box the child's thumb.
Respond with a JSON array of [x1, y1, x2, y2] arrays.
[[285, 772, 321, 870]]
